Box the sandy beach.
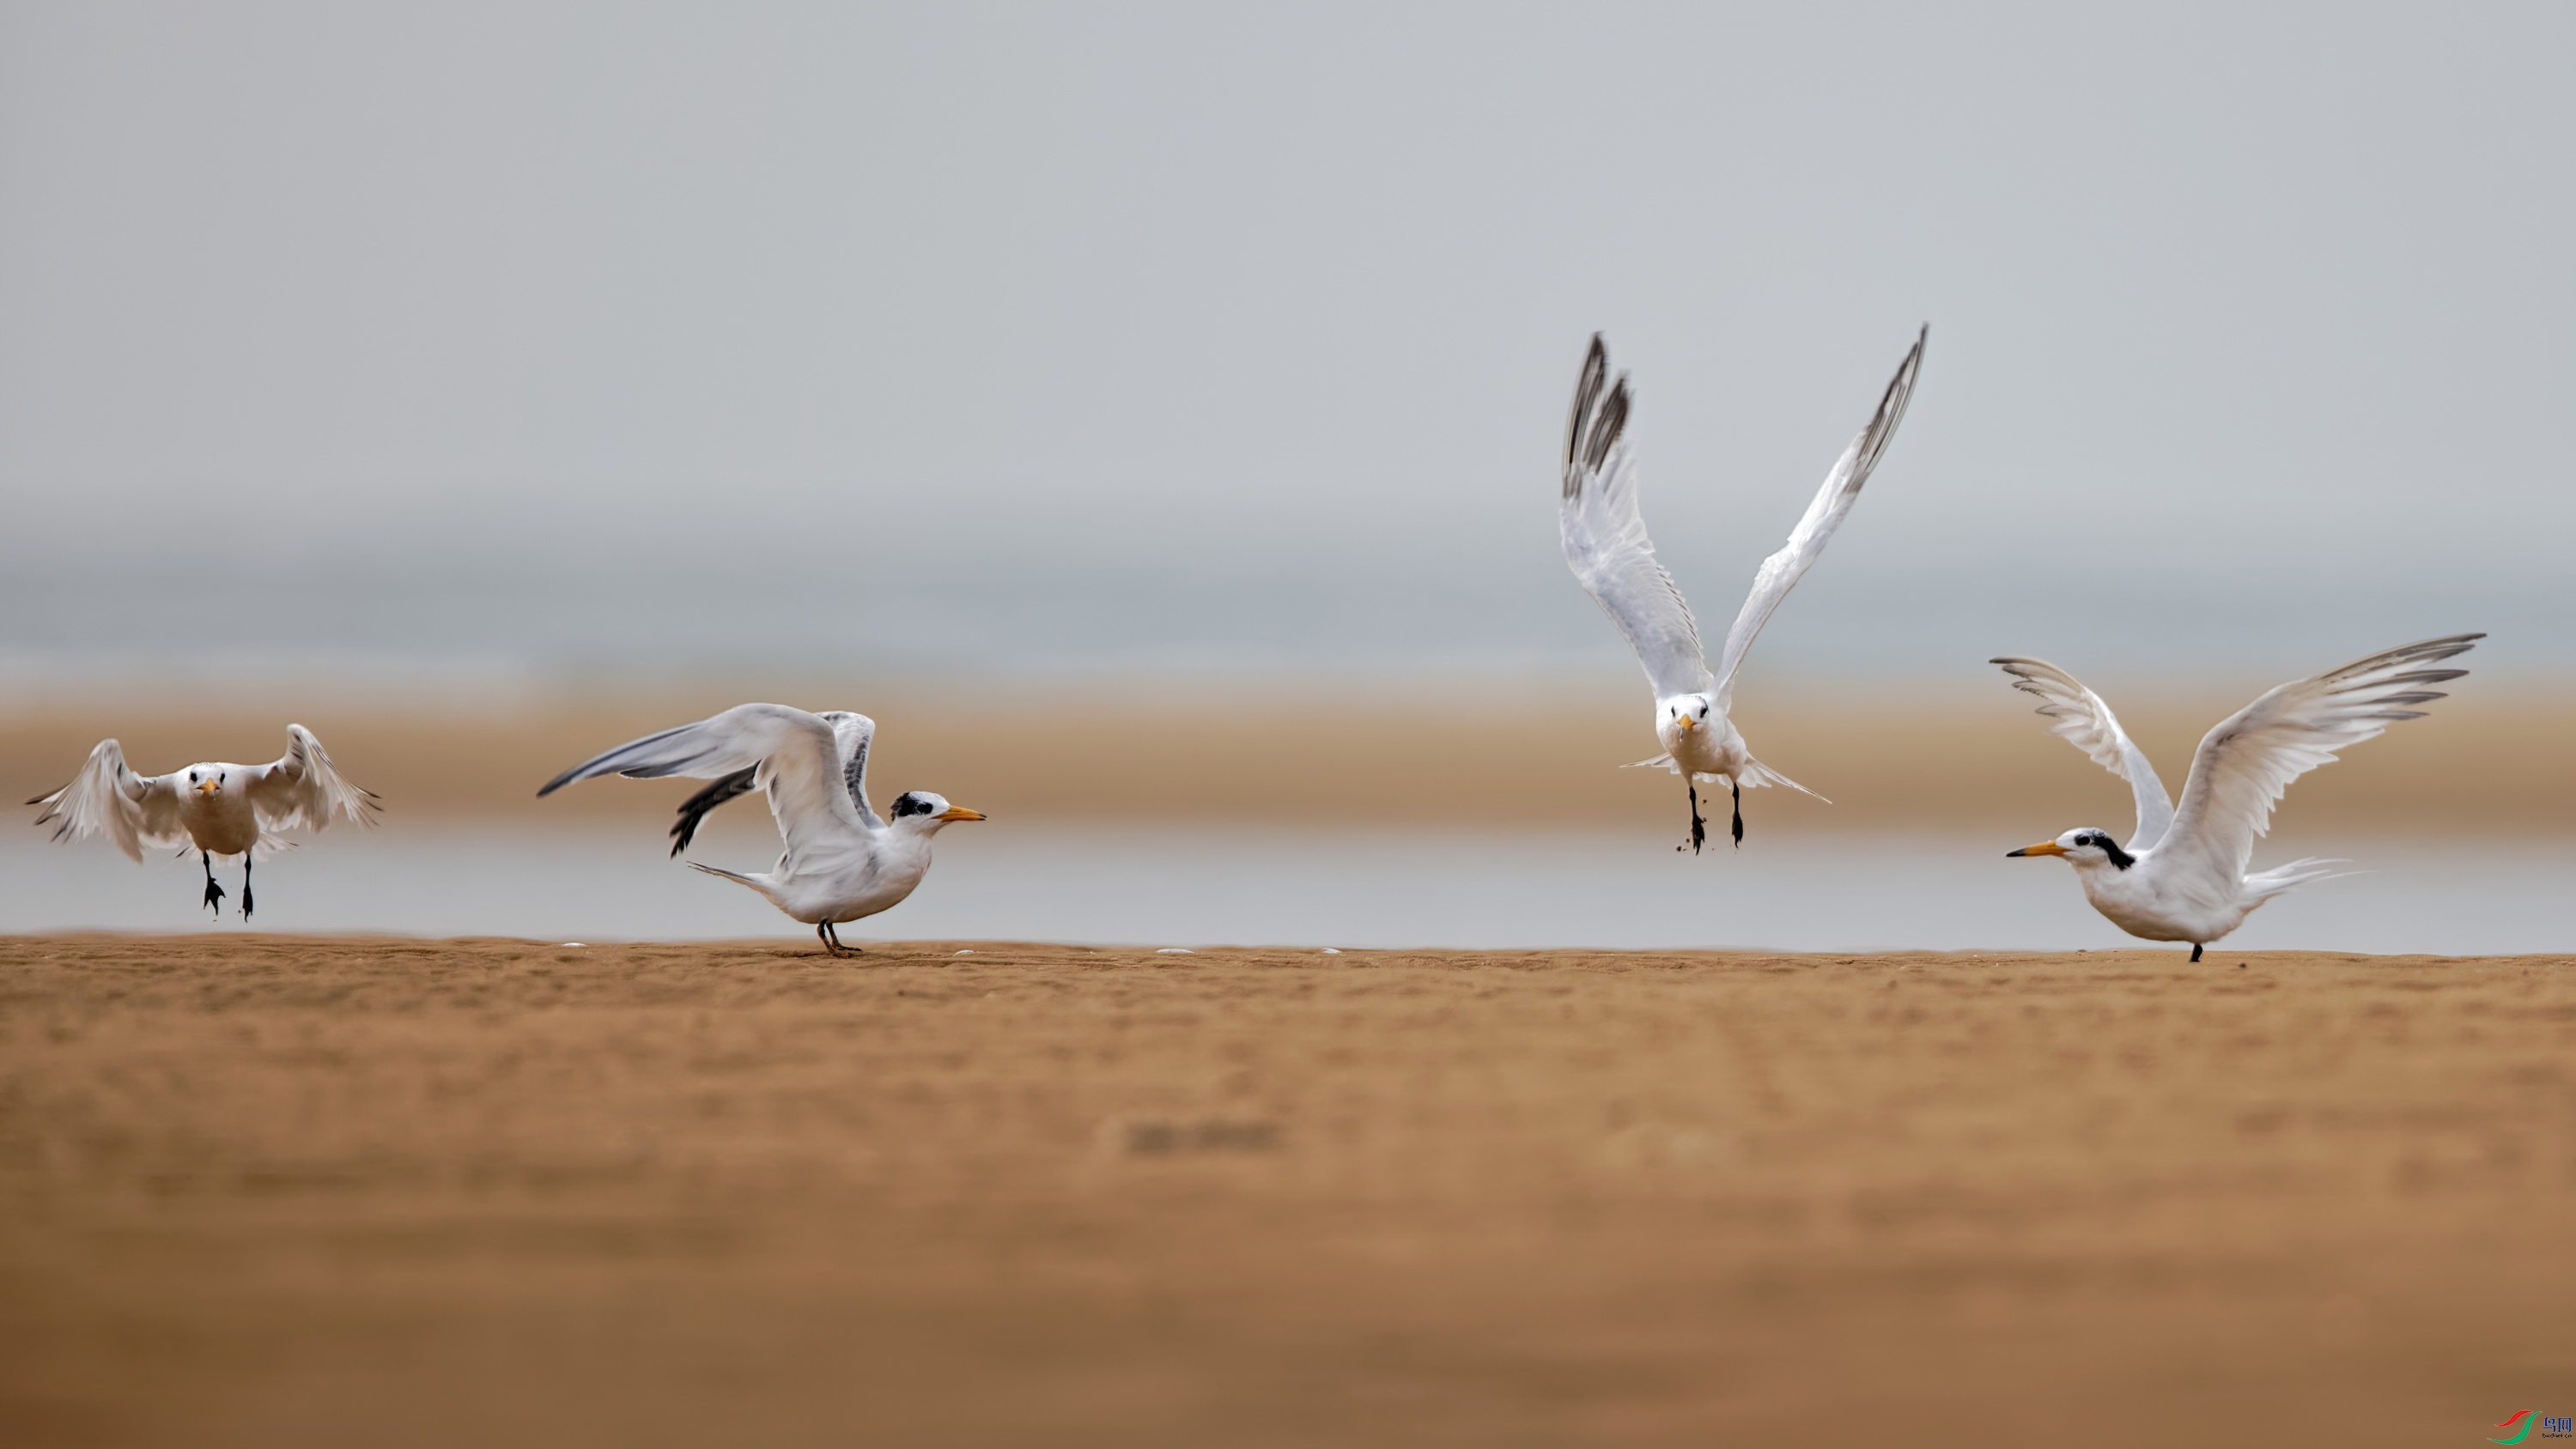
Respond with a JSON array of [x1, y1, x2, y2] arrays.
[[4, 934, 2569, 1447]]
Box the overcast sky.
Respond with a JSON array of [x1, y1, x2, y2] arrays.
[[3, 3, 2569, 687]]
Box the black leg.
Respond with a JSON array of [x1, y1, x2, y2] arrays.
[[1682, 784, 1706, 855], [828, 922, 857, 955], [200, 852, 227, 916], [817, 923, 838, 957], [2190, 943, 2204, 963], [240, 856, 253, 921], [1730, 783, 1744, 849]]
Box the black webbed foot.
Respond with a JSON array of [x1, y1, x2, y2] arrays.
[[1681, 784, 1706, 854], [240, 859, 254, 921], [200, 851, 226, 916], [1730, 782, 1744, 849]]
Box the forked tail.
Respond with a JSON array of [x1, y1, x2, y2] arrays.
[[2242, 857, 2352, 904], [1741, 755, 1829, 803], [688, 860, 781, 904]]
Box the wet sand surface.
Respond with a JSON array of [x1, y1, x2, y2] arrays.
[[3, 937, 2570, 1447]]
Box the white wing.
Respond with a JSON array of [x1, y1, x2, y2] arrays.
[[820, 712, 882, 829], [1559, 335, 1714, 699], [664, 710, 880, 857], [540, 703, 869, 867], [1710, 326, 1927, 702], [2160, 634, 2482, 888], [27, 739, 187, 862], [245, 724, 380, 834], [1991, 657, 2176, 851]]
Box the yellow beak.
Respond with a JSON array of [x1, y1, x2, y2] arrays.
[[2006, 840, 2067, 858], [197, 779, 220, 797], [1674, 715, 1696, 732], [936, 806, 985, 822]]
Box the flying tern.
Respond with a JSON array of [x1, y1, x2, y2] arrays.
[[1997, 634, 2483, 959], [1560, 328, 1927, 851], [27, 724, 380, 919], [538, 703, 982, 955]]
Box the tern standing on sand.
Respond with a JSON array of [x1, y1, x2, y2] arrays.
[[27, 724, 380, 919], [1559, 328, 1927, 852], [538, 704, 982, 955], [1996, 634, 2484, 960]]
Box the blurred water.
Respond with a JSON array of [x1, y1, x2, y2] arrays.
[[1, 823, 2565, 955]]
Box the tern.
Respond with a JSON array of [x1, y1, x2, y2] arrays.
[[1997, 634, 2484, 960], [1561, 328, 1927, 852], [27, 724, 380, 919], [537, 703, 983, 955]]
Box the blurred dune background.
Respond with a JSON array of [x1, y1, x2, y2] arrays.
[[5, 673, 2572, 835]]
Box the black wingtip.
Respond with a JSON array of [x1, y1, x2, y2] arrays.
[[1566, 334, 1614, 476]]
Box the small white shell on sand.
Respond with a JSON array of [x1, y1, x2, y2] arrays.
[[1157, 948, 1194, 955]]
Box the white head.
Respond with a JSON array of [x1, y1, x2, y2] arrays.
[[887, 791, 985, 833], [2007, 828, 2136, 871], [182, 764, 230, 800], [1658, 694, 1713, 741]]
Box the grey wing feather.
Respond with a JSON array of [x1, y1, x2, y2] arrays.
[[2160, 634, 2483, 889], [27, 739, 185, 862], [1559, 335, 1714, 700], [1712, 326, 1927, 701], [821, 712, 883, 829], [667, 769, 759, 857], [663, 709, 878, 856], [245, 724, 380, 834], [543, 703, 867, 870], [1991, 656, 2177, 851]]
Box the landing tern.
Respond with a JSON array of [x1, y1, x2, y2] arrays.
[[1560, 328, 1927, 851], [27, 724, 380, 919], [1997, 634, 2484, 959]]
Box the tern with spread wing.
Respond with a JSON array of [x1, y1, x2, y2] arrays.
[[537, 704, 982, 955], [27, 724, 380, 919], [1561, 328, 1927, 852], [1997, 634, 2483, 959]]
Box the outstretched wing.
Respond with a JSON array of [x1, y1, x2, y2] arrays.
[[542, 702, 867, 867], [666, 710, 880, 856], [27, 739, 187, 862], [245, 724, 380, 834], [1991, 657, 2176, 851], [1710, 326, 1927, 702], [2160, 634, 2483, 888], [1559, 335, 1713, 700]]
